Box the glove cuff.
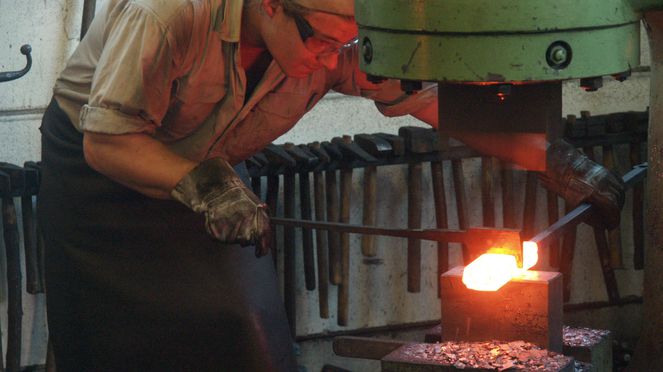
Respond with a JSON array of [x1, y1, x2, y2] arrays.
[[171, 158, 245, 212]]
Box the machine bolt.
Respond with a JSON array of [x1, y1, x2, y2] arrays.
[[362, 37, 373, 64], [546, 41, 572, 69], [550, 47, 567, 64]]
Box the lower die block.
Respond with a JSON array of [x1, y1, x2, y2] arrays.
[[440, 266, 563, 352]]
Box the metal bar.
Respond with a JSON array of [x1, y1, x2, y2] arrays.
[[271, 218, 472, 243], [530, 164, 647, 249]]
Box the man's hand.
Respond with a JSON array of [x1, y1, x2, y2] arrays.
[[171, 158, 271, 256], [538, 139, 625, 229]]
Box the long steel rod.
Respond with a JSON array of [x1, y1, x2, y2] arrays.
[[271, 218, 472, 243], [530, 163, 647, 248]]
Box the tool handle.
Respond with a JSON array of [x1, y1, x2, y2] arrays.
[[313, 172, 329, 318], [283, 173, 296, 337], [3, 197, 22, 372], [630, 144, 645, 269], [522, 172, 538, 240], [299, 172, 316, 290], [21, 195, 43, 294], [325, 170, 341, 285], [546, 190, 561, 268], [337, 168, 352, 326], [481, 157, 496, 226], [266, 175, 280, 267], [407, 163, 422, 293], [602, 145, 623, 268], [431, 161, 449, 296], [451, 159, 470, 264], [501, 162, 516, 228], [361, 166, 377, 257]]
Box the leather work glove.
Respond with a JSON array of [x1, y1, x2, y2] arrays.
[[171, 158, 271, 257], [538, 139, 625, 230]]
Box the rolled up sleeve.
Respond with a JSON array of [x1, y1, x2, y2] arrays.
[[81, 3, 182, 135]]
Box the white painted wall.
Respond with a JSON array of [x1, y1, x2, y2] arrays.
[[0, 1, 652, 369]]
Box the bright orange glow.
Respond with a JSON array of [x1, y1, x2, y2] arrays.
[[462, 241, 540, 291], [522, 241, 539, 271], [462, 254, 518, 291]]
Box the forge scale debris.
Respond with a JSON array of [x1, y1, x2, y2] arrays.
[[393, 341, 572, 370], [562, 326, 611, 348]]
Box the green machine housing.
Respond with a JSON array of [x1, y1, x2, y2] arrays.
[[355, 0, 650, 170]]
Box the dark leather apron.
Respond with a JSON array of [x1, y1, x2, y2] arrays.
[[38, 98, 296, 372]]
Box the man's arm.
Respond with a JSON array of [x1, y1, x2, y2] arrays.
[[409, 98, 547, 170], [83, 131, 197, 199], [84, 130, 271, 255]]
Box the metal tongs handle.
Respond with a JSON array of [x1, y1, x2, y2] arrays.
[[0, 45, 32, 83]]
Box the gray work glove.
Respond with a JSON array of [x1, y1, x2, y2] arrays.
[[538, 139, 625, 230], [171, 158, 271, 257]]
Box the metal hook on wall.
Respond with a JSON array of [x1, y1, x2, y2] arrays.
[[0, 45, 32, 83]]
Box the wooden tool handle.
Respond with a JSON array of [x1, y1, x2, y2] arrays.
[[337, 168, 352, 326], [313, 172, 329, 318], [283, 173, 297, 336], [299, 172, 316, 290], [407, 163, 422, 293], [602, 145, 623, 269], [325, 170, 341, 285], [361, 166, 377, 257], [630, 142, 644, 269], [3, 197, 22, 372], [21, 195, 43, 294]]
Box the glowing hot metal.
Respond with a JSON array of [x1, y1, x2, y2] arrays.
[[462, 241, 539, 291]]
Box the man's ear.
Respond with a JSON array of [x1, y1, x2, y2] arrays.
[[261, 0, 281, 17]]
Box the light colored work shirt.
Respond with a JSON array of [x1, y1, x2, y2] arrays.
[[53, 0, 437, 163]]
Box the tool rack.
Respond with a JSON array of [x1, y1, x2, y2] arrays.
[[0, 109, 649, 370], [245, 110, 649, 337]]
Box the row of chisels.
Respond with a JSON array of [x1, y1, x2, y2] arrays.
[[248, 111, 649, 334], [0, 161, 43, 372]]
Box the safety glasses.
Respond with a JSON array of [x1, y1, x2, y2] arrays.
[[292, 13, 358, 56]]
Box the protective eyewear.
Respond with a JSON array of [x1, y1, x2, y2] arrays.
[[293, 13, 358, 56]]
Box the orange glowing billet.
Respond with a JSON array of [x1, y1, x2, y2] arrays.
[[461, 241, 539, 291]]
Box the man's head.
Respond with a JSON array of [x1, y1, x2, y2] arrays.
[[250, 0, 358, 77]]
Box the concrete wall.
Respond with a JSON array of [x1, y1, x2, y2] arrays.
[[0, 1, 652, 370]]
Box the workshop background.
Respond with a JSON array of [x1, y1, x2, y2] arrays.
[[0, 1, 652, 371]]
